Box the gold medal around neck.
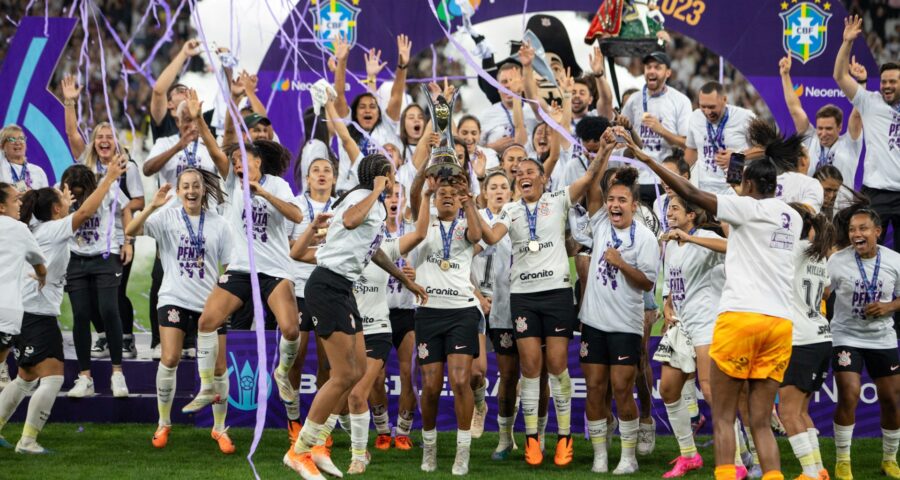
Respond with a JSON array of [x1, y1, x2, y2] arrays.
[[528, 240, 540, 253], [439, 259, 451, 271], [197, 257, 204, 269]]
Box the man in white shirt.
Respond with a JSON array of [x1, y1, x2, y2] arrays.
[[480, 62, 539, 154], [834, 16, 900, 250], [684, 81, 756, 194]]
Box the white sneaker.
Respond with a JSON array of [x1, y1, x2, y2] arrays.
[[0, 362, 10, 391], [613, 456, 639, 475], [111, 371, 129, 398], [591, 452, 609, 473], [421, 443, 438, 472], [273, 367, 297, 405], [15, 439, 51, 454], [122, 335, 137, 359], [151, 344, 162, 360], [67, 375, 95, 398], [90, 334, 109, 359], [637, 418, 656, 456], [452, 445, 470, 475], [471, 402, 487, 439]]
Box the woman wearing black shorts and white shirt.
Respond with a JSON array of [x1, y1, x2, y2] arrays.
[[828, 208, 900, 480], [181, 140, 303, 416], [126, 168, 235, 454], [480, 141, 607, 468], [286, 154, 426, 480]]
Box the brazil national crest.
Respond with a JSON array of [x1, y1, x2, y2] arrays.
[[779, 1, 833, 64], [312, 0, 361, 52]]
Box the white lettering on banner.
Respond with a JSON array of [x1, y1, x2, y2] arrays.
[[803, 85, 844, 98], [815, 377, 877, 404]]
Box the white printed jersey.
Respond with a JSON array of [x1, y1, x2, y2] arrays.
[[662, 229, 725, 335], [482, 210, 513, 330], [386, 218, 417, 310], [354, 238, 401, 336], [790, 240, 832, 346], [410, 215, 476, 309], [316, 189, 386, 283], [145, 208, 233, 313], [579, 209, 659, 335], [336, 112, 400, 193], [621, 86, 692, 184], [479, 102, 539, 147], [802, 125, 862, 188], [69, 189, 128, 256], [21, 216, 73, 317], [776, 171, 824, 213], [0, 159, 49, 191], [716, 195, 801, 319], [685, 106, 755, 194], [497, 188, 572, 294], [828, 245, 900, 349], [146, 135, 218, 187], [850, 89, 900, 191], [472, 208, 506, 297], [287, 195, 335, 297], [223, 173, 298, 279], [0, 216, 45, 334]]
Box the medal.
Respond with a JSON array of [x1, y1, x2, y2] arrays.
[[855, 249, 882, 304], [440, 260, 451, 271], [521, 199, 540, 253], [9, 162, 31, 191], [317, 228, 328, 237], [181, 208, 205, 269], [528, 240, 540, 252], [439, 216, 460, 272]]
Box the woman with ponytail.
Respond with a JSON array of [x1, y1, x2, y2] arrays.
[[0, 161, 121, 453], [125, 168, 234, 454], [748, 118, 825, 214]]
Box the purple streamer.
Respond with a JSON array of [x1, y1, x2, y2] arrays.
[[430, 45, 438, 82], [719, 56, 724, 84], [95, 8, 156, 94]]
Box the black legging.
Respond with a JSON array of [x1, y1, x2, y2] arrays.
[[72, 281, 123, 371], [149, 255, 163, 347], [92, 259, 134, 336]]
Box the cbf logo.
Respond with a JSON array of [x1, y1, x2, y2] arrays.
[[312, 0, 361, 52], [226, 352, 273, 411], [779, 1, 833, 64]]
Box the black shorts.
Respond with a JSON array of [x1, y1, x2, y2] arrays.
[[510, 288, 576, 340], [65, 253, 122, 292], [782, 342, 831, 392], [579, 325, 642, 366], [297, 297, 315, 332], [305, 267, 362, 337], [389, 308, 415, 349], [833, 345, 900, 379], [218, 270, 287, 305], [13, 313, 64, 368], [365, 333, 393, 362], [158, 305, 226, 335], [229, 298, 276, 330], [414, 307, 481, 365], [489, 328, 517, 356]]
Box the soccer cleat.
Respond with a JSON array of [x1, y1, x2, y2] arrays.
[[492, 444, 513, 461], [394, 435, 413, 451], [284, 449, 326, 480], [638, 419, 657, 456], [212, 428, 235, 454], [471, 402, 487, 439], [663, 455, 703, 478], [882, 460, 900, 479], [592, 452, 609, 473], [613, 456, 639, 475], [452, 445, 470, 475], [422, 442, 438, 472], [554, 435, 573, 467], [181, 389, 219, 414], [324, 435, 333, 450], [524, 434, 543, 466], [795, 475, 818, 480], [150, 344, 162, 360], [0, 362, 11, 391], [152, 425, 171, 448], [288, 420, 303, 444], [122, 335, 137, 359], [374, 433, 391, 450], [67, 375, 95, 398], [90, 334, 109, 358], [273, 367, 297, 405], [736, 465, 749, 480], [691, 413, 707, 435], [818, 469, 831, 480], [834, 460, 852, 480], [15, 440, 52, 454], [346, 458, 366, 475], [111, 371, 129, 398], [0, 435, 13, 448], [311, 445, 343, 478]]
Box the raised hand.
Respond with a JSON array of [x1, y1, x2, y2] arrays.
[[61, 74, 82, 101], [365, 48, 387, 78], [186, 89, 203, 119], [843, 15, 862, 43], [59, 185, 75, 212], [589, 45, 605, 75], [442, 77, 455, 100], [558, 67, 574, 93], [778, 55, 792, 77], [397, 34, 412, 66], [849, 55, 867, 82], [518, 41, 535, 68], [239, 70, 259, 94], [107, 153, 127, 180], [152, 183, 173, 208], [373, 175, 390, 193], [181, 39, 202, 57], [548, 101, 565, 125], [333, 34, 350, 63]]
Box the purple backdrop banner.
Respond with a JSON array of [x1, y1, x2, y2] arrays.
[[199, 331, 887, 437]]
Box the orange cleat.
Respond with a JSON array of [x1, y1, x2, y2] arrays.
[[394, 435, 413, 451], [375, 433, 392, 450], [212, 428, 236, 454], [288, 419, 302, 444], [283, 448, 326, 480], [151, 425, 171, 449], [554, 435, 573, 467], [524, 434, 543, 466]]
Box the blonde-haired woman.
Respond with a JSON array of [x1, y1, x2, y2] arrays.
[[0, 124, 49, 192]]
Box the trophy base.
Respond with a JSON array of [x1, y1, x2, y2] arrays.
[[598, 37, 661, 59], [425, 162, 465, 180]]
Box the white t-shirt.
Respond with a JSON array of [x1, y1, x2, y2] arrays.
[[716, 195, 801, 319], [473, 208, 503, 296], [410, 215, 476, 309], [0, 216, 45, 334], [82, 159, 145, 201], [479, 102, 539, 147], [146, 135, 218, 187], [386, 218, 417, 310], [850, 89, 900, 191], [145, 208, 233, 313], [21, 216, 72, 317], [336, 112, 400, 193], [223, 172, 297, 279], [790, 240, 832, 346], [579, 209, 659, 335], [802, 125, 862, 188], [354, 238, 401, 336], [685, 106, 755, 194], [497, 188, 572, 294], [563, 145, 593, 188], [0, 159, 49, 192], [776, 171, 825, 213], [828, 246, 900, 349], [316, 188, 386, 283], [662, 229, 725, 338], [287, 195, 335, 297], [621, 85, 692, 184], [476, 208, 513, 329], [69, 189, 128, 256]]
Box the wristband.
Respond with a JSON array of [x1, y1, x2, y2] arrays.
[[64, 99, 76, 107]]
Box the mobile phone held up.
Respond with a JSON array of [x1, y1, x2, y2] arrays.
[[725, 152, 745, 185]]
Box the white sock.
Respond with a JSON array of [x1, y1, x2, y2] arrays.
[[746, 426, 759, 464], [548, 369, 572, 436], [21, 375, 63, 443], [372, 404, 390, 435], [285, 396, 300, 421], [619, 418, 639, 461], [197, 331, 218, 391], [834, 422, 854, 462], [497, 415, 513, 450], [212, 374, 229, 432], [321, 414, 339, 442], [789, 432, 819, 477], [681, 380, 699, 419], [396, 409, 414, 436], [0, 377, 36, 432], [473, 378, 487, 408], [808, 428, 824, 470], [665, 398, 696, 457], [538, 413, 548, 450], [520, 376, 540, 435], [883, 428, 900, 463], [278, 337, 299, 374], [457, 429, 471, 448], [423, 428, 437, 446], [294, 419, 323, 453], [156, 364, 177, 426], [350, 411, 369, 460], [588, 419, 608, 459], [339, 413, 351, 431]]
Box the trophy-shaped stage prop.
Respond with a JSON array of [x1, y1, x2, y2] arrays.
[[422, 84, 464, 179]]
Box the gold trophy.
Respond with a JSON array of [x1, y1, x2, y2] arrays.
[[422, 85, 464, 180]]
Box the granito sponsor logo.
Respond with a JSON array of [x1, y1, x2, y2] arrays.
[[425, 286, 460, 296], [519, 269, 554, 281]]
